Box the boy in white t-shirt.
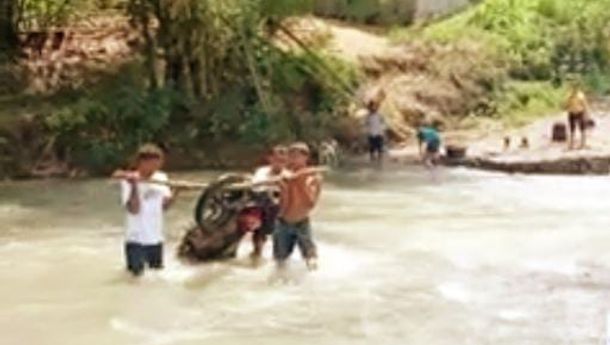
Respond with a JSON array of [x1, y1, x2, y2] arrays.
[[364, 101, 387, 163], [250, 145, 287, 262], [117, 144, 176, 276]]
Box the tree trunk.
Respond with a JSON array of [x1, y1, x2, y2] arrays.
[[141, 18, 158, 90], [165, 51, 187, 92], [0, 0, 19, 56], [189, 58, 203, 98]]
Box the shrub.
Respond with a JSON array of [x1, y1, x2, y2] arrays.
[[46, 86, 177, 173]]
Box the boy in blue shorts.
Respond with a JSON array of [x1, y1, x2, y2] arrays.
[[115, 144, 177, 276], [273, 143, 322, 271]]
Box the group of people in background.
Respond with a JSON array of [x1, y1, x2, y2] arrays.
[[118, 142, 322, 277], [363, 79, 593, 167], [364, 100, 442, 167]]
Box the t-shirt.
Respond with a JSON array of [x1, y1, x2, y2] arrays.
[[252, 166, 278, 184], [252, 165, 284, 191], [365, 112, 386, 137], [120, 171, 172, 245], [566, 91, 587, 113], [418, 127, 441, 145]]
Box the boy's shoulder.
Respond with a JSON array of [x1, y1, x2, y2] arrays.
[[153, 171, 168, 181], [255, 165, 271, 174]]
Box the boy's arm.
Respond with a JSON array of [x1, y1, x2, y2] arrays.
[[583, 94, 591, 115], [163, 188, 181, 210], [125, 181, 140, 214], [302, 175, 322, 208], [158, 173, 176, 211]]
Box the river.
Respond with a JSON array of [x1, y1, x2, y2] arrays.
[[1, 167, 610, 345]]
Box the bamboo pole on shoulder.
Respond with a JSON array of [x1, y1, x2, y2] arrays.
[[111, 166, 329, 191]]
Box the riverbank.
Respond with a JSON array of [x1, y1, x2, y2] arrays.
[[456, 100, 610, 174], [4, 0, 610, 180], [385, 100, 610, 175]]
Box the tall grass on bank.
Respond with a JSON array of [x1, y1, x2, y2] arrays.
[[388, 0, 610, 125], [395, 0, 610, 88]]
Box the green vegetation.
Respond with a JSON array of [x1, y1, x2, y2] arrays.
[[0, 0, 359, 176], [2, 0, 610, 177], [492, 81, 567, 126], [390, 0, 610, 123]]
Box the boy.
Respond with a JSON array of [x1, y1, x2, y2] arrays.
[[273, 142, 322, 271], [417, 122, 442, 168], [118, 144, 176, 276], [364, 101, 387, 163], [565, 83, 590, 150], [250, 145, 288, 262]]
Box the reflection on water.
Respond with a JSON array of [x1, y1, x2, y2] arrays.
[[2, 167, 610, 344]]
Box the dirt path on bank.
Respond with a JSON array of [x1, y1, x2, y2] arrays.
[[286, 16, 391, 62], [323, 20, 390, 61], [467, 101, 610, 161]]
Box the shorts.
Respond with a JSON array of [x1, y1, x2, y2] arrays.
[[568, 111, 586, 132], [368, 135, 384, 155], [125, 242, 163, 276], [273, 218, 317, 261], [426, 140, 440, 154]]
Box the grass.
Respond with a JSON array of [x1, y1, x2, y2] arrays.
[[494, 81, 566, 127], [384, 0, 610, 128]]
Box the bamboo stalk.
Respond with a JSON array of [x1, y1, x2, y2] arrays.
[[111, 171, 210, 190], [111, 166, 329, 191], [226, 166, 329, 190]]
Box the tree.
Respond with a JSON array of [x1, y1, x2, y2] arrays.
[[0, 0, 19, 56]]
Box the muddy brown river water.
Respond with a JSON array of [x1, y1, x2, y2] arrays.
[[1, 167, 610, 345]]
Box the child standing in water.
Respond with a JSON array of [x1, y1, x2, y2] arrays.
[[364, 101, 387, 164], [418, 122, 442, 168], [117, 144, 176, 277], [274, 142, 322, 271]]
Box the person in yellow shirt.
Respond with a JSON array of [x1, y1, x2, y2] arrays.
[[565, 84, 590, 149]]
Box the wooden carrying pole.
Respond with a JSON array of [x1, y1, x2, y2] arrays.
[[111, 167, 328, 191]]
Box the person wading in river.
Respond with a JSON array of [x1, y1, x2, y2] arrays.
[[565, 83, 591, 150], [249, 145, 288, 264], [274, 142, 322, 271], [418, 122, 442, 169], [364, 101, 387, 164], [117, 144, 178, 277]]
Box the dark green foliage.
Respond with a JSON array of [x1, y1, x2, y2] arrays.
[[45, 85, 177, 172], [467, 0, 610, 88], [6, 0, 359, 174]]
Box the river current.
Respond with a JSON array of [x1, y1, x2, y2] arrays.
[[1, 167, 610, 345]]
